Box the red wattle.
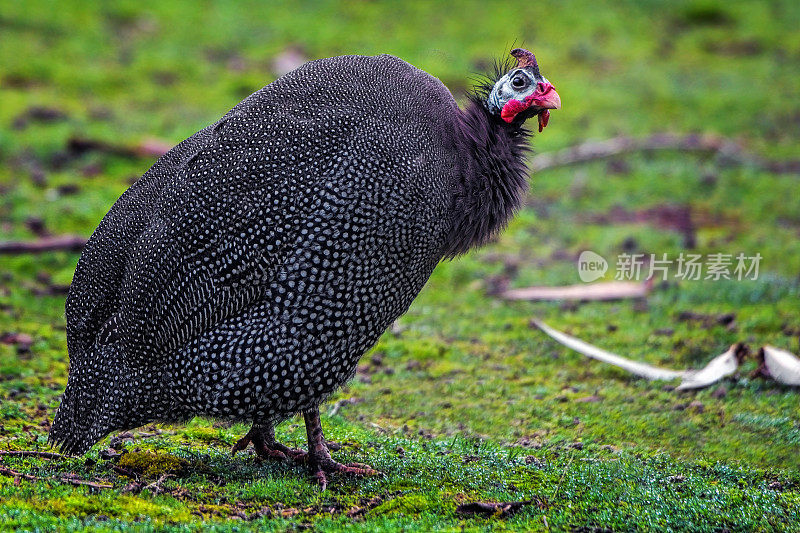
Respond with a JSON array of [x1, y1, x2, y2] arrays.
[[500, 94, 536, 123], [538, 109, 550, 132]]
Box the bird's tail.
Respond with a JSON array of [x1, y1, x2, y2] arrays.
[[49, 343, 132, 455]]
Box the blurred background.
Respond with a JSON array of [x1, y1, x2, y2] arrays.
[[1, 0, 800, 520]]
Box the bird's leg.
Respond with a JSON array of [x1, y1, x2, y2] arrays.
[[231, 423, 306, 461], [303, 407, 378, 490]]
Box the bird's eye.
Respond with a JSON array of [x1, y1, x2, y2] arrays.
[[511, 75, 528, 90]]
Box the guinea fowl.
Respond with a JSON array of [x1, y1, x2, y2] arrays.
[[50, 48, 560, 488]]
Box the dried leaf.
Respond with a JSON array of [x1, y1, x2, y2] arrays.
[[676, 344, 745, 390], [761, 346, 800, 386], [503, 281, 650, 301]]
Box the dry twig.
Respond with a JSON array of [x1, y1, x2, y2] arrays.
[[502, 280, 651, 302], [123, 473, 175, 495], [0, 235, 86, 254], [67, 136, 172, 159], [0, 465, 112, 489], [0, 450, 66, 460], [456, 499, 538, 518], [0, 466, 38, 482], [530, 132, 799, 173]]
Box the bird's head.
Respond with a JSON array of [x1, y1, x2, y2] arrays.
[[487, 48, 561, 132]]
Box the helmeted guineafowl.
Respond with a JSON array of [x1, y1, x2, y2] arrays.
[[50, 48, 560, 488]]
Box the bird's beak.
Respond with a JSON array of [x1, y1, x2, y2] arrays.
[[500, 80, 562, 127], [531, 81, 561, 110]]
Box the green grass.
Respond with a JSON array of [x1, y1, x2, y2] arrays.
[[3, 420, 800, 531], [2, 0, 800, 530]]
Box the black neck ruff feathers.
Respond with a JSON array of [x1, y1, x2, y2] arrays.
[[443, 65, 532, 258]]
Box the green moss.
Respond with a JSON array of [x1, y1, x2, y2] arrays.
[[370, 494, 440, 517], [182, 427, 225, 444], [117, 451, 189, 478]]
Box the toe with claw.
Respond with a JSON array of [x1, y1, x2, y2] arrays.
[[303, 408, 379, 490], [232, 424, 306, 461]]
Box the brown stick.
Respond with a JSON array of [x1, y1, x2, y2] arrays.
[[0, 235, 86, 254], [112, 465, 139, 479], [530, 133, 798, 174], [502, 280, 651, 302], [0, 465, 38, 482], [60, 476, 114, 489], [0, 465, 112, 489], [115, 430, 177, 440], [456, 499, 538, 517], [67, 136, 172, 159], [0, 450, 66, 460], [141, 473, 174, 494]]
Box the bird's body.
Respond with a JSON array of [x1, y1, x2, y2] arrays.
[[51, 50, 560, 484]]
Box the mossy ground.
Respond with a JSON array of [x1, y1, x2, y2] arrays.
[[1, 1, 799, 530]]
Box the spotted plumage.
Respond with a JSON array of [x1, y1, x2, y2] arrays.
[[50, 50, 559, 483]]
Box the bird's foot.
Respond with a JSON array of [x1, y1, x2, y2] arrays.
[[269, 441, 308, 462], [231, 434, 287, 460], [231, 426, 306, 461], [302, 407, 379, 490], [308, 456, 379, 491]]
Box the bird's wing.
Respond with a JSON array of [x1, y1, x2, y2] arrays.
[[70, 109, 417, 368], [126, 199, 288, 357], [67, 58, 456, 367], [65, 129, 219, 362], [65, 105, 312, 361], [112, 121, 317, 366]]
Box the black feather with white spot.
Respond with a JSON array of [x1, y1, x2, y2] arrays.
[[49, 53, 543, 454]]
